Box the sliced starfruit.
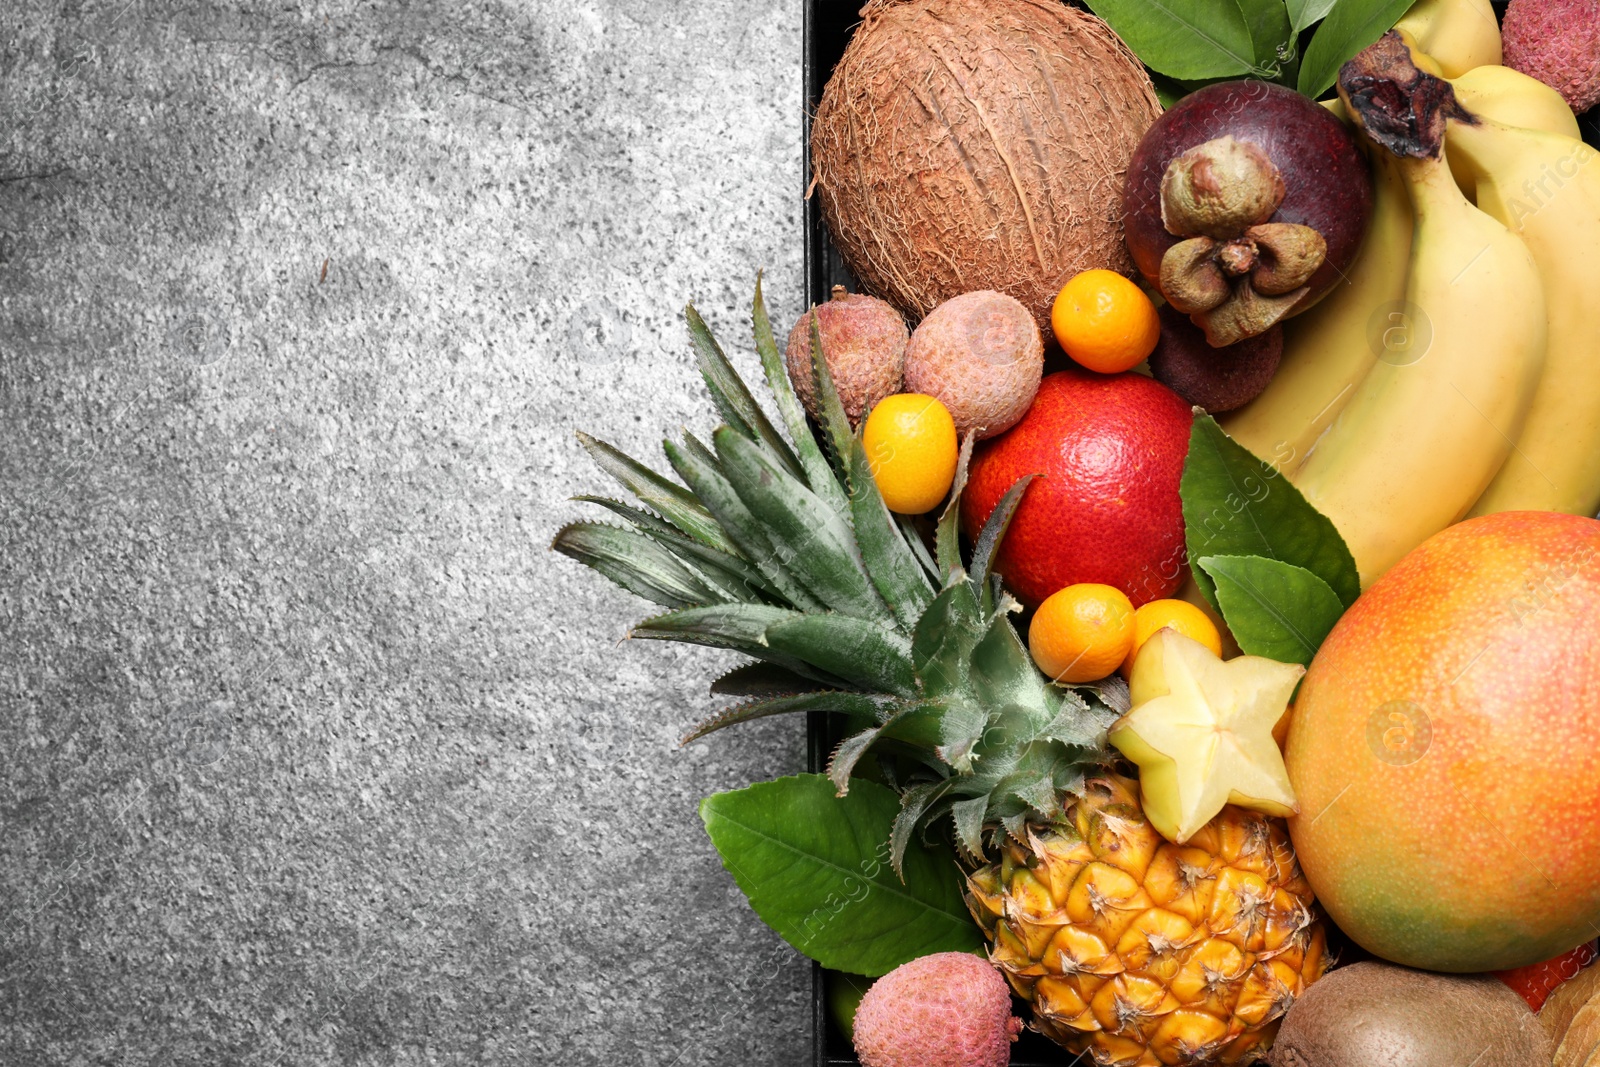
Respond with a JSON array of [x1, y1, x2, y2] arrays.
[[1108, 628, 1303, 844]]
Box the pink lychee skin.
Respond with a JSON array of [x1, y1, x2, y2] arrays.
[[785, 290, 908, 426], [851, 952, 1023, 1067], [1502, 0, 1600, 114]]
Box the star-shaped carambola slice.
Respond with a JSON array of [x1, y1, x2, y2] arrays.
[[1108, 628, 1303, 844]]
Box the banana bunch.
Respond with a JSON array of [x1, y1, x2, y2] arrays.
[[1220, 7, 1600, 588]]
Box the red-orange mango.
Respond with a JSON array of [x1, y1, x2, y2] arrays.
[[1286, 511, 1600, 971]]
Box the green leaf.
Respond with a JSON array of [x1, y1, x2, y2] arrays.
[[1082, 0, 1261, 79], [809, 312, 856, 482], [849, 436, 936, 633], [683, 690, 886, 745], [826, 701, 949, 792], [890, 779, 958, 880], [575, 432, 736, 556], [1287, 0, 1340, 33], [685, 303, 805, 482], [912, 580, 985, 702], [1237, 0, 1295, 77], [715, 428, 890, 622], [969, 474, 1035, 603], [631, 604, 840, 685], [699, 775, 981, 976], [1182, 414, 1359, 611], [632, 602, 800, 646], [573, 496, 781, 603], [664, 436, 828, 612], [551, 522, 727, 609], [968, 615, 1054, 733], [764, 615, 919, 698], [1198, 554, 1345, 666], [1297, 0, 1415, 98], [934, 431, 976, 581], [752, 276, 850, 516], [1150, 74, 1187, 109], [710, 662, 822, 698]]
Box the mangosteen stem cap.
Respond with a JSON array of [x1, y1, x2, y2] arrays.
[[1156, 136, 1327, 343]]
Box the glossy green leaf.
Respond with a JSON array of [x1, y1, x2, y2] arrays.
[[716, 428, 889, 622], [700, 775, 981, 976], [1297, 0, 1415, 98], [1198, 554, 1345, 666], [1182, 414, 1359, 611], [1287, 0, 1339, 32], [1082, 0, 1260, 79], [1238, 0, 1295, 77]]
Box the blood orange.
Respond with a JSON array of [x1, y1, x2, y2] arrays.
[[961, 368, 1193, 608]]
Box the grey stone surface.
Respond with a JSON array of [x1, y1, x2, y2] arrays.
[[0, 1, 813, 1063]]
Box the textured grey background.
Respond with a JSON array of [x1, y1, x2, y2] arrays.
[[0, 1, 812, 1063]]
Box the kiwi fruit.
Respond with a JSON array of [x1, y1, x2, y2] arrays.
[[903, 290, 1043, 439], [785, 286, 908, 426], [1271, 961, 1550, 1067]]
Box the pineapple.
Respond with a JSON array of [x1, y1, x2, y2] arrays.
[[553, 282, 1327, 1066]]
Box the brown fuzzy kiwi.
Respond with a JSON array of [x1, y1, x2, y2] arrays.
[[811, 0, 1162, 335], [1147, 303, 1284, 413], [785, 286, 908, 426], [1271, 961, 1551, 1067], [903, 290, 1042, 439]]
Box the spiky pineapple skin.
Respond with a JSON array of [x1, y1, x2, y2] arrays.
[[965, 775, 1327, 1067]]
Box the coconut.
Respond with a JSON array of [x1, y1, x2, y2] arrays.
[[811, 0, 1162, 335]]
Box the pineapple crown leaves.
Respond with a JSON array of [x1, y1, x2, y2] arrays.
[[550, 275, 1119, 877]]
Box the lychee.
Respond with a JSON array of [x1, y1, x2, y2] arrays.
[[903, 291, 1043, 440], [785, 286, 907, 425], [851, 952, 1022, 1067], [1502, 0, 1600, 114]]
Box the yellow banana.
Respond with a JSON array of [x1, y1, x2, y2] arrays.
[[1451, 66, 1583, 140], [1290, 146, 1547, 586], [1393, 0, 1502, 78], [1448, 118, 1600, 517], [1220, 150, 1413, 474]]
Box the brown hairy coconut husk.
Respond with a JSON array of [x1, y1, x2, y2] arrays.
[[811, 0, 1162, 334]]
